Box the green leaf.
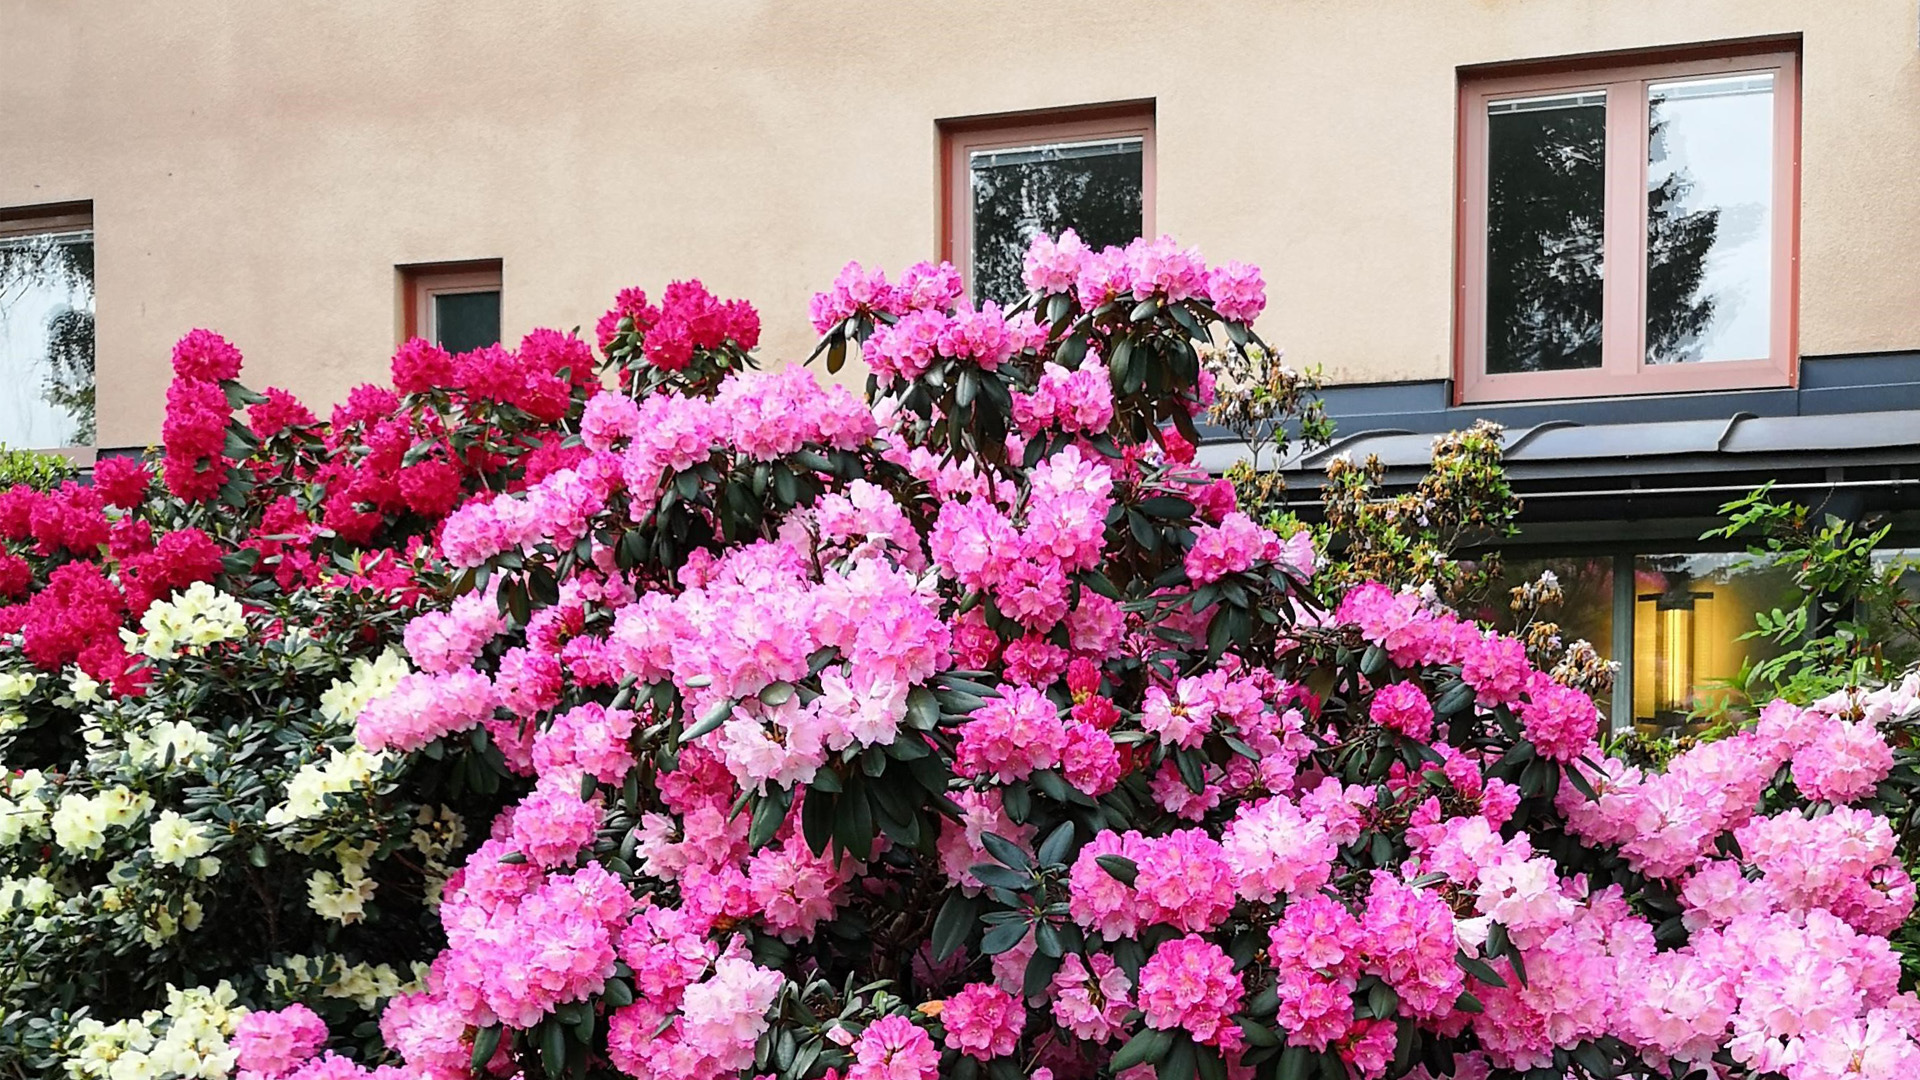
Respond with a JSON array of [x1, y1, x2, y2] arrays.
[[1037, 820, 1076, 866], [980, 917, 1030, 955], [1096, 854, 1139, 886], [681, 697, 736, 743], [1034, 921, 1064, 957], [969, 864, 1029, 891], [1235, 1017, 1281, 1048], [601, 978, 635, 1008], [1163, 1034, 1198, 1080], [1175, 748, 1206, 794], [1454, 990, 1484, 1014], [801, 787, 836, 854], [1360, 645, 1388, 676], [1110, 1026, 1175, 1072], [1277, 1045, 1311, 1080], [1456, 949, 1507, 988], [1433, 681, 1475, 716], [1366, 979, 1399, 1020], [980, 831, 1031, 871], [1139, 495, 1195, 518], [748, 787, 792, 851], [470, 1025, 501, 1072], [905, 686, 941, 730], [1571, 1041, 1616, 1080], [541, 1020, 567, 1079], [931, 890, 979, 961]]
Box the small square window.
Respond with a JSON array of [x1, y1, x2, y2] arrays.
[[1457, 46, 1798, 403], [942, 104, 1154, 307], [401, 260, 502, 353], [0, 202, 94, 448]]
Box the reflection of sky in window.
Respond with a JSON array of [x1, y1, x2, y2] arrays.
[[1648, 74, 1774, 362], [0, 233, 89, 447]]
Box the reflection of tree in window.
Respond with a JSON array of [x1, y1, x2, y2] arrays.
[[1644, 109, 1720, 365], [0, 233, 94, 445], [1485, 96, 1607, 373], [970, 139, 1142, 307]]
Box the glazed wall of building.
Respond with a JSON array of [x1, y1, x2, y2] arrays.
[[5, 0, 1919, 446]]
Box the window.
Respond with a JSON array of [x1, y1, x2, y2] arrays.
[[0, 202, 94, 448], [401, 260, 502, 353], [1457, 46, 1798, 403], [942, 103, 1154, 307], [1484, 551, 1800, 734]]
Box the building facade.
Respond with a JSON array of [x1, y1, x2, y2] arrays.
[[4, 0, 1919, 727]]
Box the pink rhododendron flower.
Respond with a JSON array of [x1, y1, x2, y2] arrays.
[[849, 1015, 941, 1080], [1137, 935, 1244, 1047], [941, 982, 1024, 1061]]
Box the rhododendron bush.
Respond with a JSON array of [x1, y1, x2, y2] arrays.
[[3, 232, 1920, 1080]]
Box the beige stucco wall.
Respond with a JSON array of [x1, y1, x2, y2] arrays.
[[4, 0, 1918, 447]]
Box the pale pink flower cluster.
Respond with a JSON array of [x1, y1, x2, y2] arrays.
[[928, 447, 1111, 638], [808, 259, 963, 334], [1185, 510, 1283, 584], [439, 454, 622, 568], [1220, 794, 1338, 902], [1268, 893, 1365, 1051], [433, 860, 633, 1029], [1358, 871, 1467, 1020], [848, 1014, 941, 1080], [354, 668, 496, 752], [954, 685, 1064, 782], [1049, 952, 1134, 1042], [442, 370, 878, 567], [1736, 808, 1915, 935], [1136, 935, 1244, 1048], [1011, 360, 1114, 437], [1066, 828, 1236, 937], [1516, 672, 1601, 762], [1792, 716, 1895, 803], [232, 1003, 328, 1079], [941, 982, 1025, 1061], [864, 303, 1050, 385], [1020, 231, 1266, 322], [509, 772, 602, 869], [607, 953, 785, 1080], [799, 479, 927, 570], [530, 702, 637, 784], [402, 584, 505, 674], [378, 990, 472, 1080], [711, 366, 878, 462], [745, 829, 859, 942]]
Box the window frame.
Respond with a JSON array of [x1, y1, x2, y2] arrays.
[[0, 201, 96, 457], [1455, 47, 1799, 404], [940, 102, 1156, 301], [399, 259, 502, 350]]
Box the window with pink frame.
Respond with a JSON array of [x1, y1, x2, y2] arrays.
[[1455, 46, 1799, 404], [941, 103, 1155, 308]]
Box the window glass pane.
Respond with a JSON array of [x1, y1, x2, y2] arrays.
[[1631, 552, 1793, 732], [1472, 556, 1616, 716], [970, 136, 1143, 307], [0, 229, 93, 447], [1485, 91, 1607, 374], [433, 290, 500, 354], [1645, 72, 1774, 365]]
